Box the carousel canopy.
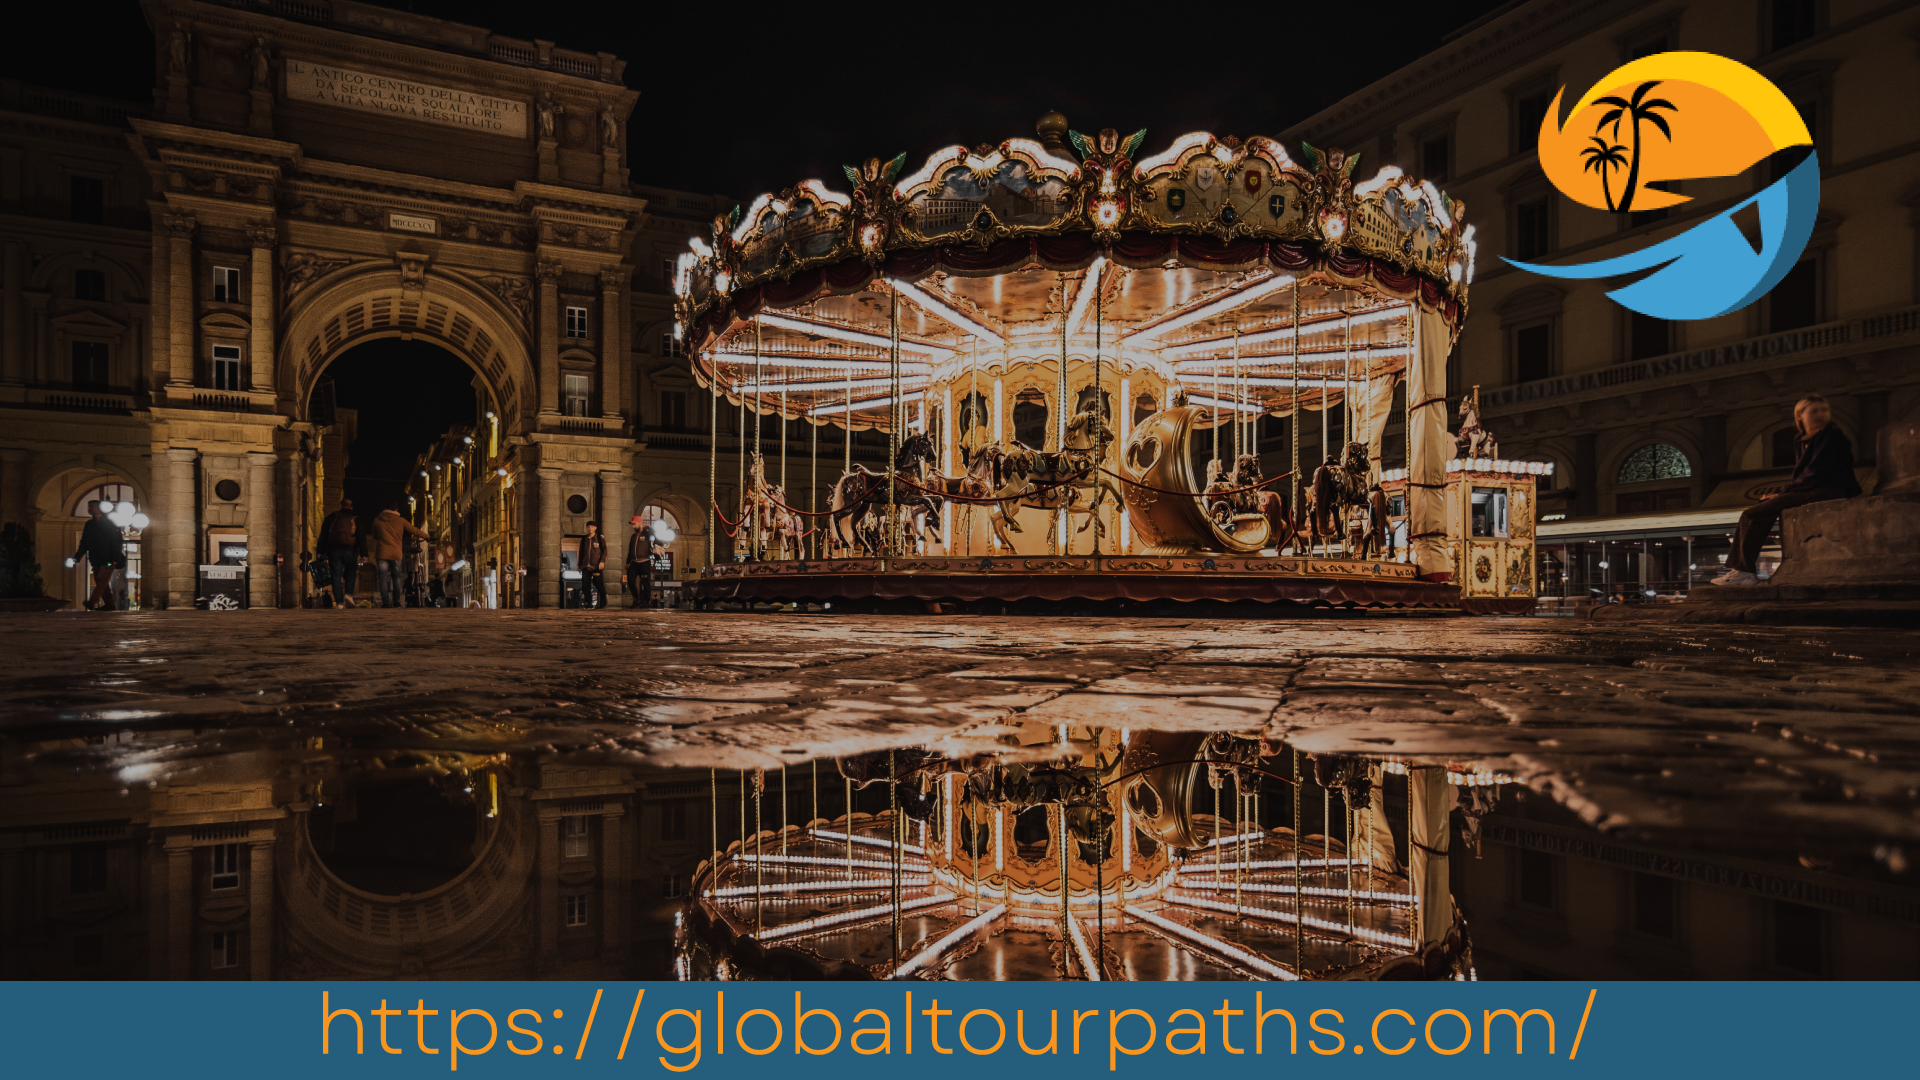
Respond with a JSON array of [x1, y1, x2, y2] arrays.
[[675, 119, 1476, 432]]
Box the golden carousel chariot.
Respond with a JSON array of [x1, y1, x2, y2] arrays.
[[677, 114, 1487, 609]]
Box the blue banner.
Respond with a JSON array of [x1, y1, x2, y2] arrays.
[[1, 981, 1909, 1076]]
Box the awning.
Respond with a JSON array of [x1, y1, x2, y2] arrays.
[[1538, 465, 1878, 544]]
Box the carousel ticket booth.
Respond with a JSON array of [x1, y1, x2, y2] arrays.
[[1382, 457, 1548, 614]]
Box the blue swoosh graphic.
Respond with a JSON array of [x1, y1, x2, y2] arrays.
[[1502, 153, 1819, 321]]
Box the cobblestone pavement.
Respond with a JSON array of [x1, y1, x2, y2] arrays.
[[4, 608, 1919, 863]]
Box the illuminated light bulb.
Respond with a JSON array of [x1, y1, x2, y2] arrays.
[[131, 513, 150, 530], [1094, 200, 1120, 227]]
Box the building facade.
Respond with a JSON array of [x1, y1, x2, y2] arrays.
[[0, 0, 728, 609], [1279, 0, 1920, 599]]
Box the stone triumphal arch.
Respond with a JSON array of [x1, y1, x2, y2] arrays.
[[124, 0, 650, 609]]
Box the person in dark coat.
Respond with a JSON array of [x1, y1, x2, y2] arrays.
[[68, 500, 123, 610], [580, 520, 608, 609], [1714, 395, 1861, 585], [316, 498, 360, 608], [624, 515, 651, 609]]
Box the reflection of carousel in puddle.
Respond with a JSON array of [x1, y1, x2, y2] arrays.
[[678, 116, 1519, 612], [682, 725, 1479, 980]]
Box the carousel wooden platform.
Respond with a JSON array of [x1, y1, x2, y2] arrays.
[[690, 553, 1466, 608]]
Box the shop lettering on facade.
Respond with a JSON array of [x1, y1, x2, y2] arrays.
[[285, 59, 527, 138]]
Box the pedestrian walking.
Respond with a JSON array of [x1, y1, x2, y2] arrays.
[[317, 497, 360, 608], [66, 499, 123, 610], [1714, 394, 1861, 585], [624, 516, 653, 609], [366, 501, 429, 608], [580, 520, 608, 609]]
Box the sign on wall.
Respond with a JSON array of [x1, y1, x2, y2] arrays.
[[284, 59, 528, 138]]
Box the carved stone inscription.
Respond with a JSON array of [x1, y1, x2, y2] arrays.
[[285, 59, 527, 138]]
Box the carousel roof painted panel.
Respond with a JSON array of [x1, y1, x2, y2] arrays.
[[676, 128, 1476, 429]]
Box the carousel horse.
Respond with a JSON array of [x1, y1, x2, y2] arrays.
[[826, 432, 943, 557], [1305, 441, 1371, 556], [1456, 393, 1498, 460], [738, 453, 803, 560], [1356, 482, 1396, 561], [1228, 453, 1294, 550], [971, 409, 1123, 553]]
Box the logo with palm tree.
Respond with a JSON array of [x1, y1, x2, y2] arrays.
[[1589, 81, 1678, 212]]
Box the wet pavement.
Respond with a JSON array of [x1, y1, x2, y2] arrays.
[[4, 608, 1917, 980], [5, 609, 1918, 856]]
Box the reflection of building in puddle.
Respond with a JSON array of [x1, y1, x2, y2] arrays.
[[2, 727, 1916, 980]]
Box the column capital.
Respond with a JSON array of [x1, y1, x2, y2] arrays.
[[598, 469, 625, 484], [246, 223, 277, 249], [598, 266, 630, 291], [536, 466, 563, 481], [244, 450, 279, 467], [162, 213, 197, 240], [165, 447, 199, 463], [535, 262, 565, 285]]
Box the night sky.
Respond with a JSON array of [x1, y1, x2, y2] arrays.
[[8, 0, 1514, 511]]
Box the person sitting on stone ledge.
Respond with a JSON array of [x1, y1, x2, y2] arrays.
[[1713, 394, 1861, 585]]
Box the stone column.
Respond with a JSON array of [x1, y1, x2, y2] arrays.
[[0, 448, 29, 532], [146, 450, 170, 610], [165, 834, 194, 978], [538, 814, 560, 968], [246, 451, 278, 608], [164, 214, 197, 393], [280, 452, 301, 607], [537, 466, 562, 608], [1, 238, 25, 384], [598, 268, 628, 421], [147, 218, 170, 391], [248, 835, 274, 979], [600, 805, 628, 965], [166, 447, 200, 608], [247, 224, 276, 397], [536, 262, 563, 417]]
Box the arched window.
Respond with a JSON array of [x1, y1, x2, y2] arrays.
[[71, 483, 136, 517], [639, 504, 681, 532], [1012, 389, 1049, 449], [1616, 443, 1692, 484]]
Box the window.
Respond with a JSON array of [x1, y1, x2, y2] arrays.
[[210, 843, 241, 890], [212, 344, 244, 391], [1632, 872, 1676, 938], [70, 846, 109, 894], [659, 390, 687, 429], [563, 373, 592, 417], [1617, 443, 1692, 484], [1768, 258, 1819, 332], [71, 484, 134, 517], [1514, 89, 1554, 154], [69, 176, 104, 224], [1773, 900, 1823, 973], [1768, 0, 1822, 52], [74, 269, 107, 302], [1514, 197, 1553, 259], [1517, 849, 1556, 909], [212, 266, 241, 303], [660, 801, 688, 841], [1419, 133, 1450, 183], [1514, 322, 1553, 383], [661, 258, 677, 289], [662, 873, 687, 899], [565, 305, 589, 338], [660, 330, 687, 359], [562, 815, 590, 858], [1628, 312, 1671, 361], [1470, 488, 1509, 538], [71, 341, 109, 390], [564, 893, 589, 927], [211, 931, 239, 969], [1771, 426, 1799, 468]]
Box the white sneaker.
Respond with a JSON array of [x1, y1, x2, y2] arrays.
[[1710, 569, 1760, 586]]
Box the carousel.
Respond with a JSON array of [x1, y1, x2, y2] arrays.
[[677, 724, 1496, 981], [676, 115, 1494, 609]]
